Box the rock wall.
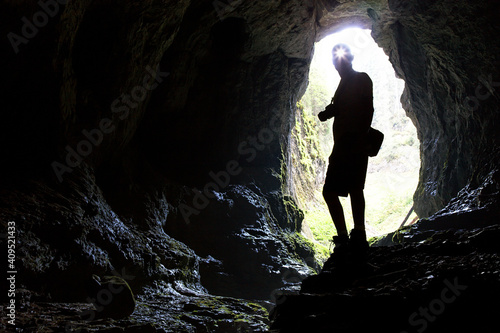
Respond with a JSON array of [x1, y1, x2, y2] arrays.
[[0, 0, 319, 303], [369, 0, 500, 217]]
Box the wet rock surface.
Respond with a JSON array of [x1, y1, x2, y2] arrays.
[[165, 184, 317, 300], [370, 0, 500, 216], [270, 223, 500, 333], [2, 285, 269, 333], [0, 165, 302, 332]]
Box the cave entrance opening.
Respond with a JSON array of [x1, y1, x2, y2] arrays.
[[292, 27, 420, 258]]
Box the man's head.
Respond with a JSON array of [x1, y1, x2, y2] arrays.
[[332, 44, 354, 77]]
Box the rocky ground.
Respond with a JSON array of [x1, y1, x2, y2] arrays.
[[270, 224, 500, 333], [1, 282, 270, 333], [4, 222, 500, 333], [0, 172, 310, 333]]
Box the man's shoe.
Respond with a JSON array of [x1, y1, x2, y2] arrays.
[[324, 234, 349, 269], [322, 234, 349, 271], [333, 234, 349, 251], [349, 229, 369, 261]]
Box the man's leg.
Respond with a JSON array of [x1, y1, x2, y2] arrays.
[[350, 189, 365, 230], [323, 189, 348, 236], [349, 189, 369, 257], [322, 188, 350, 268]]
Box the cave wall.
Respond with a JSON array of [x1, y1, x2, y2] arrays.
[[1, 0, 500, 302], [0, 0, 320, 301], [369, 0, 500, 217]]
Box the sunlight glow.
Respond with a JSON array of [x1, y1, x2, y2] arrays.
[[333, 47, 346, 59], [313, 27, 405, 114]]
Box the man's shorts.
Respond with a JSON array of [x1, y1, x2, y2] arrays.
[[323, 134, 368, 197]]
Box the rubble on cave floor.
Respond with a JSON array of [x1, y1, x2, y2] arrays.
[[270, 225, 500, 333], [1, 283, 270, 333], [4, 224, 500, 333]]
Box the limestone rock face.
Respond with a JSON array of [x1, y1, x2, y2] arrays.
[[1, 0, 500, 329], [370, 0, 500, 217], [1, 0, 319, 305], [165, 184, 316, 300], [0, 164, 202, 301]]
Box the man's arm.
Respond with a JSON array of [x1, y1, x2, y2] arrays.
[[360, 74, 374, 111], [318, 101, 337, 121], [359, 73, 374, 131]]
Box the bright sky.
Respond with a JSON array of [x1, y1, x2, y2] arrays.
[[316, 28, 381, 67], [313, 27, 405, 114]]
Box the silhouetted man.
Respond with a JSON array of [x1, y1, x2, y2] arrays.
[[318, 44, 374, 262]]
